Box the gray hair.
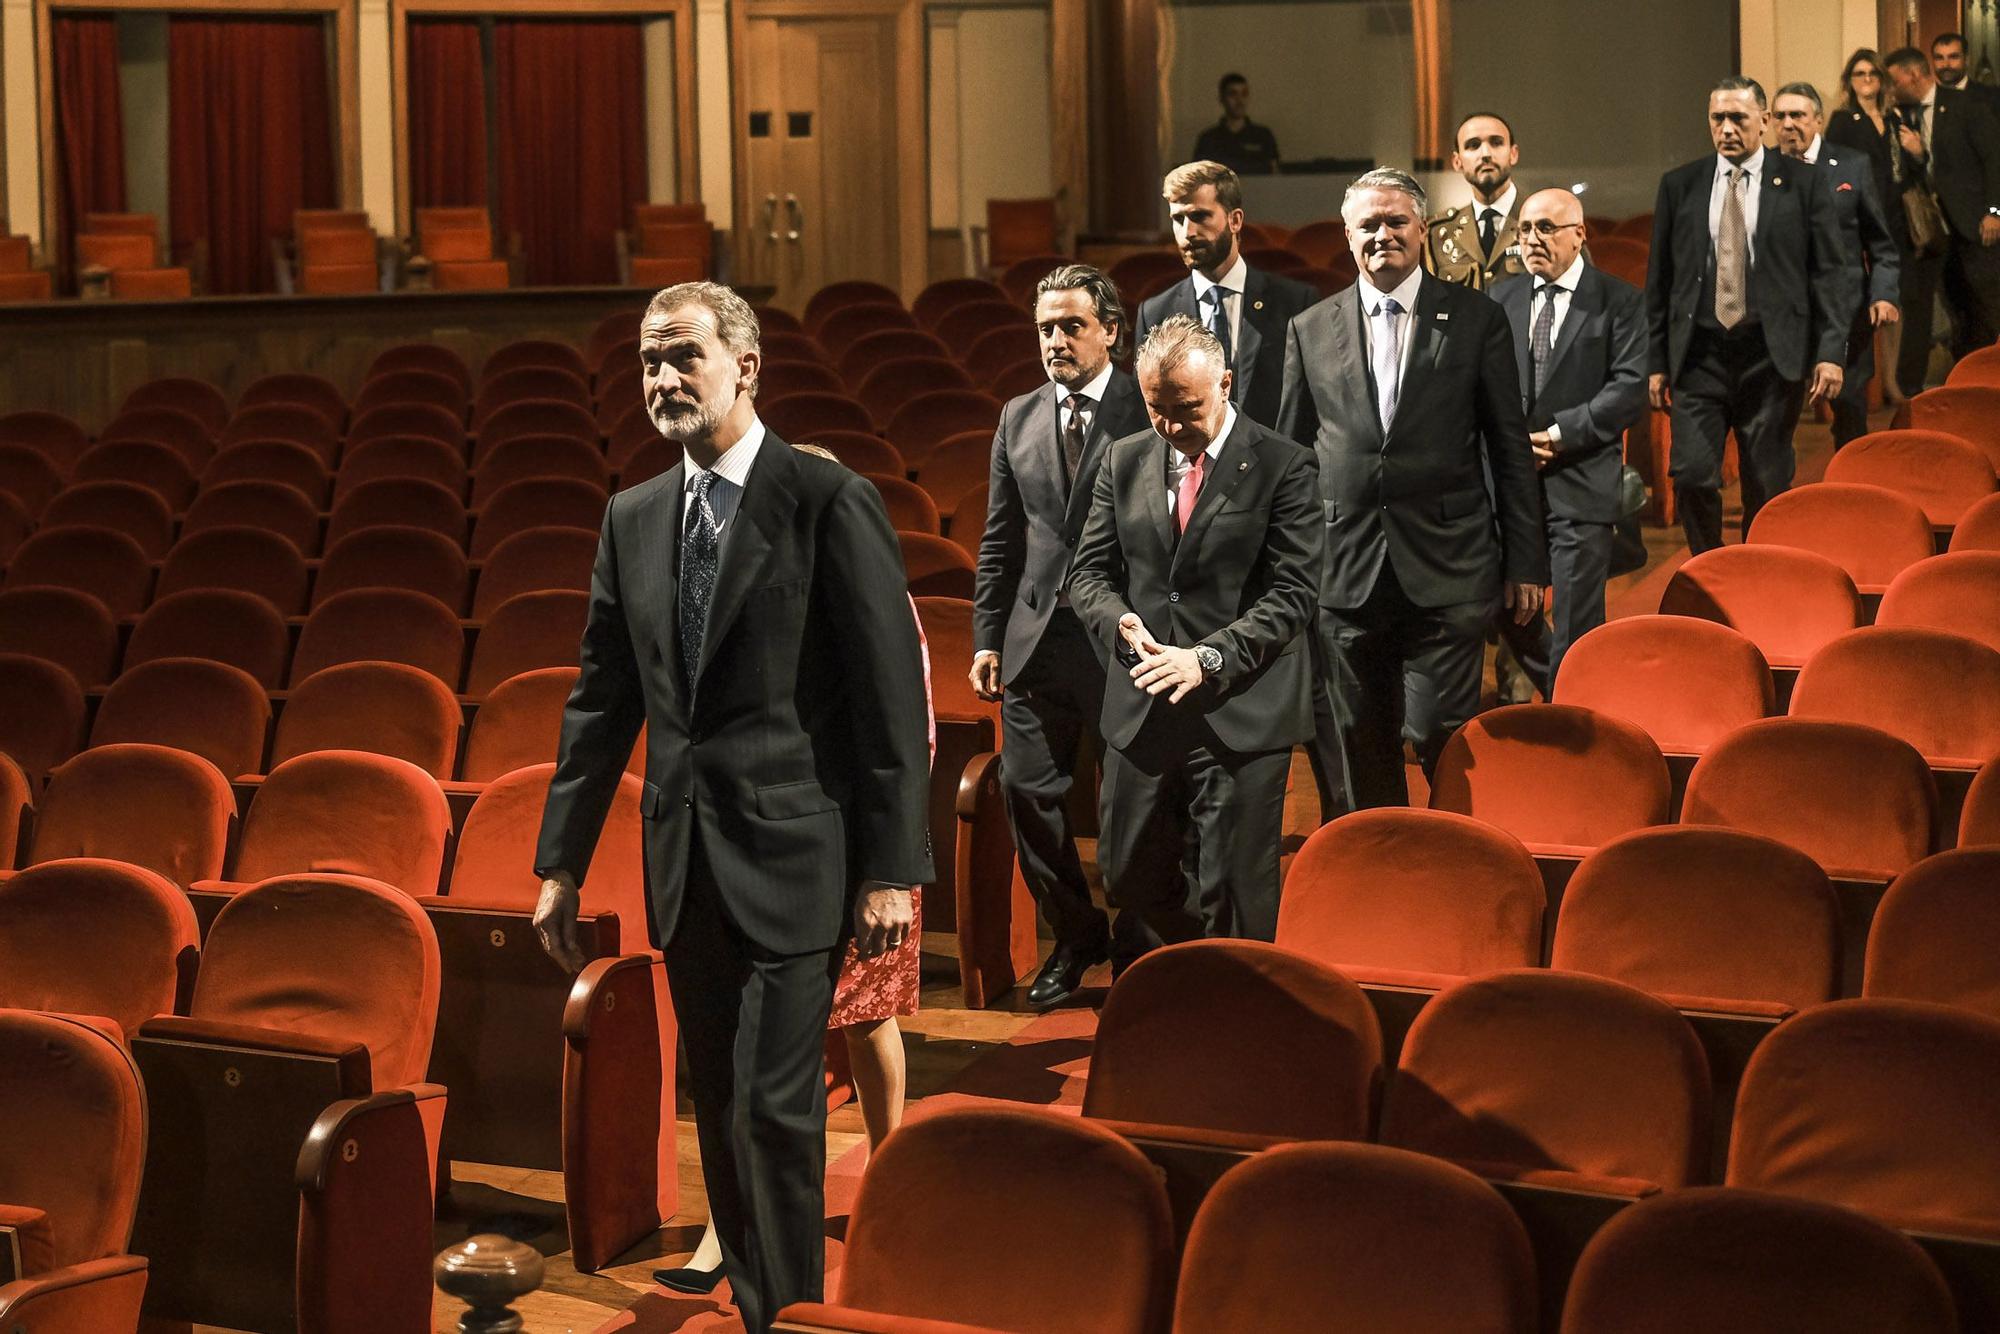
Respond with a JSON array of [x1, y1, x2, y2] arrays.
[[1035, 263, 1131, 359], [1343, 167, 1428, 220], [644, 281, 762, 396], [1712, 74, 1769, 108], [1136, 314, 1226, 385], [1774, 80, 1824, 116]]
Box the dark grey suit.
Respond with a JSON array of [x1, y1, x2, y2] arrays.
[[1493, 264, 1649, 694], [1278, 272, 1547, 811], [1808, 145, 1901, 444], [1134, 265, 1320, 428], [971, 370, 1149, 950], [1067, 413, 1319, 952], [1896, 87, 2000, 390]]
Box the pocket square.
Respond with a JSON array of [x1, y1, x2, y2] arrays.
[[1837, 181, 1855, 192]]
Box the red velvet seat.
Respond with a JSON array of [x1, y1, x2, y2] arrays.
[[0, 858, 198, 1035], [778, 1106, 1174, 1334], [802, 430, 904, 476], [1863, 848, 2000, 1021], [126, 589, 292, 688], [760, 330, 828, 365], [470, 433, 610, 506], [460, 667, 608, 781], [586, 308, 644, 366], [4, 526, 153, 618], [200, 438, 331, 505], [1952, 490, 2000, 552], [964, 325, 1040, 386], [1728, 997, 2000, 1238], [326, 477, 467, 548], [0, 443, 63, 516], [291, 588, 466, 689], [935, 300, 1030, 356], [592, 362, 644, 427], [472, 526, 598, 616], [947, 481, 987, 557], [911, 277, 1008, 331], [984, 358, 1048, 399], [1748, 482, 1937, 595], [348, 401, 466, 451], [911, 431, 994, 519], [1379, 969, 1712, 1195], [121, 375, 230, 434], [1966, 756, 2000, 846], [1552, 826, 1839, 1014], [1906, 384, 2000, 475], [866, 474, 942, 535], [273, 663, 464, 780], [1660, 544, 1864, 669], [0, 491, 23, 567], [1429, 704, 1672, 858], [203, 750, 450, 898], [1790, 626, 2000, 770], [313, 525, 470, 613], [222, 403, 340, 465], [837, 327, 953, 384], [1109, 250, 1189, 297], [71, 439, 199, 512], [1173, 1142, 1537, 1334], [0, 652, 87, 782], [0, 1010, 149, 1331], [884, 390, 1004, 468], [617, 436, 683, 489], [482, 337, 589, 384], [1553, 615, 1774, 757], [0, 410, 88, 473], [471, 478, 608, 558], [40, 481, 175, 558], [1083, 938, 1383, 1143], [812, 302, 917, 358], [764, 359, 845, 402], [1560, 1187, 1956, 1334], [0, 753, 24, 867], [760, 391, 877, 441], [472, 368, 593, 430], [1877, 551, 2000, 652], [1278, 808, 1544, 991], [1825, 429, 1997, 530], [92, 657, 271, 779], [998, 255, 1067, 303], [607, 405, 664, 472], [856, 357, 975, 429], [898, 531, 976, 599], [239, 372, 347, 433], [476, 398, 597, 457], [465, 589, 588, 695], [101, 404, 218, 471], [804, 280, 903, 332], [366, 342, 473, 397], [353, 370, 468, 425], [158, 523, 312, 610], [24, 743, 234, 885], [0, 587, 120, 688], [182, 479, 322, 555], [336, 434, 468, 501]]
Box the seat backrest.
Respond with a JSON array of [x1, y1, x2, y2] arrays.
[[273, 662, 464, 779], [1877, 551, 2000, 652], [76, 230, 158, 271], [73, 439, 200, 512], [222, 402, 339, 462], [41, 481, 176, 558], [100, 406, 217, 473], [1824, 429, 1997, 526], [1681, 718, 1936, 882], [460, 667, 582, 781], [0, 1009, 147, 1268], [126, 587, 293, 688], [884, 390, 1004, 463], [1909, 385, 2000, 471], [837, 1105, 1173, 1334], [1428, 704, 1671, 849], [313, 524, 470, 613], [1660, 544, 1863, 664], [201, 438, 331, 505], [292, 588, 467, 689], [470, 433, 609, 507], [1728, 997, 2000, 1236], [1379, 969, 1711, 1192], [803, 280, 903, 332], [1748, 483, 1937, 591], [1278, 807, 1544, 981], [93, 656, 272, 778], [196, 872, 442, 1089], [865, 474, 941, 535], [0, 442, 64, 516], [0, 586, 119, 688], [1552, 826, 1839, 1011], [449, 763, 649, 950], [475, 398, 598, 458], [1789, 625, 2000, 766], [838, 328, 953, 383], [123, 376, 230, 433], [232, 749, 451, 897], [28, 743, 235, 883], [912, 277, 1009, 331], [349, 398, 466, 447], [335, 434, 467, 502], [239, 372, 347, 430], [326, 476, 467, 548], [1864, 848, 2000, 1021], [759, 392, 875, 441], [1553, 615, 1774, 752], [183, 478, 322, 556], [366, 342, 473, 396], [465, 589, 588, 695], [472, 526, 599, 617], [856, 356, 973, 426], [473, 367, 592, 425], [0, 650, 87, 781], [1174, 1142, 1537, 1334], [1082, 938, 1383, 1141], [481, 338, 589, 384], [1953, 490, 2000, 552], [0, 752, 25, 867], [471, 478, 607, 557], [0, 858, 198, 1036], [4, 525, 154, 618], [1559, 1186, 1956, 1334], [1966, 756, 2000, 847]]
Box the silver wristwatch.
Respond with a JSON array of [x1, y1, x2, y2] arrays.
[[1194, 644, 1224, 676]]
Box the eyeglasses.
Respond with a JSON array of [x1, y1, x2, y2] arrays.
[[1852, 68, 1881, 79], [1520, 220, 1584, 237]]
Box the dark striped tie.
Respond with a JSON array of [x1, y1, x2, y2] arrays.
[[680, 471, 719, 679]]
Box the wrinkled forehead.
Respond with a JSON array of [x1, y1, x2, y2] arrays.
[[640, 304, 722, 351], [1521, 190, 1582, 226], [1773, 94, 1819, 118], [1345, 187, 1420, 224]]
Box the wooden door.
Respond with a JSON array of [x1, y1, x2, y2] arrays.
[[737, 10, 901, 310]]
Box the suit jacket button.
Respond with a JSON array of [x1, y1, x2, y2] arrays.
[[682, 794, 693, 808], [1169, 591, 1181, 603]]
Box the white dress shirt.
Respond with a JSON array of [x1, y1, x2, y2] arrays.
[[1191, 253, 1248, 351], [1708, 146, 1764, 264], [1918, 86, 1938, 155], [1164, 406, 1238, 515], [1475, 183, 1519, 254], [1056, 360, 1115, 437], [682, 416, 766, 543], [1359, 265, 1424, 390], [1800, 133, 1824, 164], [1530, 253, 1586, 443]]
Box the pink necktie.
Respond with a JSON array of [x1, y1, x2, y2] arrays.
[[1176, 451, 1206, 533]]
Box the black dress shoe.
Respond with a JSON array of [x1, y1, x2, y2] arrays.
[[1027, 938, 1109, 1008], [652, 1264, 725, 1295]]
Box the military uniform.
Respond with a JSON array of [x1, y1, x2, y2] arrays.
[[1423, 195, 1527, 291]]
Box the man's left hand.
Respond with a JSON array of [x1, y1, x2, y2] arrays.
[[1132, 644, 1205, 703], [854, 883, 914, 958], [1807, 361, 1845, 404], [1870, 300, 1900, 327], [1529, 430, 1557, 470], [1505, 582, 1546, 625], [1983, 215, 2000, 247]]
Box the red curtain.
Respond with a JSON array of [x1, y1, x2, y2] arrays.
[[53, 14, 127, 285], [494, 19, 646, 286], [169, 16, 336, 294], [407, 19, 489, 209]]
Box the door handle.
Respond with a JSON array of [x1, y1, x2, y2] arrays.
[[763, 194, 779, 242], [785, 194, 804, 242]]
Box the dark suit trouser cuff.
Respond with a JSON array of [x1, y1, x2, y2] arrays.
[[998, 621, 1109, 949]]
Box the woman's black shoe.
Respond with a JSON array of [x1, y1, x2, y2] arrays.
[[652, 1264, 725, 1295]]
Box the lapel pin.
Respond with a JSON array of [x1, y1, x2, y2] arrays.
[[1253, 300, 1264, 311], [1436, 312, 1450, 320], [1773, 176, 1784, 186], [1238, 461, 1248, 471]]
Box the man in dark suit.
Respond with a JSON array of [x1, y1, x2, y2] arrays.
[[1278, 167, 1548, 813], [1932, 31, 2000, 109], [1424, 112, 1530, 291], [971, 263, 1149, 1008], [531, 283, 930, 1334], [1068, 315, 1319, 955], [1135, 160, 1318, 430], [1772, 81, 1902, 446], [1645, 76, 1853, 554], [1885, 47, 2000, 385], [1492, 189, 1649, 695]]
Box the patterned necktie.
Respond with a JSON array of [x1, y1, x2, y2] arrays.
[[1715, 167, 1749, 329], [1201, 286, 1235, 367], [1061, 392, 1087, 493], [1531, 283, 1559, 401], [1373, 296, 1404, 430], [1479, 208, 1499, 258], [1175, 450, 1207, 534], [680, 470, 720, 679]]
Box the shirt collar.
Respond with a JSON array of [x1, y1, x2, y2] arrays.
[[1717, 145, 1765, 180], [1537, 252, 1586, 293], [684, 415, 766, 491], [1922, 86, 1938, 111], [1166, 405, 1238, 468], [1802, 134, 1824, 163], [1360, 265, 1424, 316], [1476, 183, 1518, 220], [1191, 252, 1249, 300], [1055, 361, 1115, 405]]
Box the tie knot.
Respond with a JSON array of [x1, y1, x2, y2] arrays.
[[691, 470, 716, 500], [1729, 167, 1747, 184], [1066, 392, 1086, 413], [1202, 286, 1225, 308], [1379, 297, 1403, 317]]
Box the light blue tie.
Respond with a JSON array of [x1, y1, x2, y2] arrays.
[[1201, 286, 1234, 367], [1374, 297, 1404, 430]]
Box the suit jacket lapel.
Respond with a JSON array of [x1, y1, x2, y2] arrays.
[[1389, 275, 1447, 441], [1756, 153, 1790, 250], [649, 464, 689, 697], [1506, 280, 1532, 393], [1231, 269, 1268, 406], [1170, 417, 1257, 579], [1023, 386, 1067, 522], [1065, 375, 1130, 532], [1144, 435, 1176, 554], [1331, 289, 1381, 447], [1542, 266, 1599, 382], [693, 435, 795, 687]]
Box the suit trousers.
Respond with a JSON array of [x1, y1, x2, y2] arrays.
[[1314, 561, 1490, 810], [1897, 243, 1946, 397], [998, 608, 1108, 950], [1943, 233, 2000, 361], [1097, 712, 1290, 961], [663, 829, 841, 1334], [1831, 313, 1877, 447], [1497, 513, 1614, 698], [1669, 323, 1798, 553]]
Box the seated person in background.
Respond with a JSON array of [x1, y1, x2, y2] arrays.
[[1193, 73, 1281, 176]]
